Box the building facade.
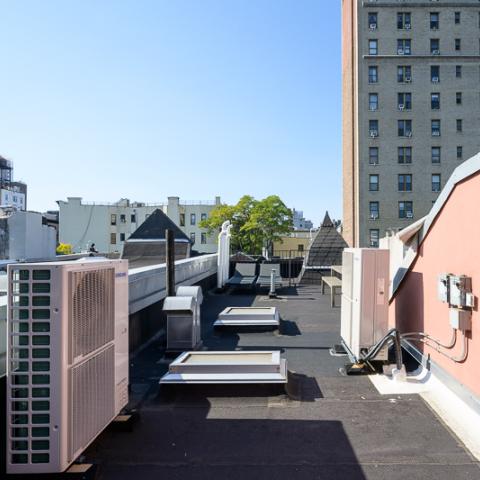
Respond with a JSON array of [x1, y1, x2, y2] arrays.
[[342, 0, 480, 247], [292, 209, 314, 230], [0, 156, 27, 211], [58, 196, 221, 254]]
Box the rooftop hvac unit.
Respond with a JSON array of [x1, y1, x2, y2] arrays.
[[340, 248, 389, 362], [6, 259, 129, 474]]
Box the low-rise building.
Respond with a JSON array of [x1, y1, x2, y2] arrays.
[[0, 156, 27, 211], [273, 230, 313, 256], [58, 196, 221, 254], [0, 207, 56, 260]]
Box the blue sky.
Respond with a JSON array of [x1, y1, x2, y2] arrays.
[[0, 0, 341, 227]]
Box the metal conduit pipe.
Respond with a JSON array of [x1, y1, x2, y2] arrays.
[[404, 332, 468, 363], [401, 329, 457, 349], [360, 328, 403, 371]]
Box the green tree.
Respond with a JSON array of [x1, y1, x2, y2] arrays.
[[242, 195, 293, 254], [199, 194, 293, 255]]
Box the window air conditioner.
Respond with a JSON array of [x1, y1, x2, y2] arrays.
[[398, 104, 405, 111], [370, 130, 378, 138], [369, 105, 378, 111], [405, 76, 411, 83], [6, 259, 129, 474], [370, 213, 379, 220], [405, 24, 411, 30], [398, 48, 404, 55], [432, 131, 440, 136], [406, 131, 412, 138], [432, 76, 439, 83], [369, 24, 377, 30], [433, 49, 440, 55], [341, 249, 389, 361], [406, 212, 414, 219]]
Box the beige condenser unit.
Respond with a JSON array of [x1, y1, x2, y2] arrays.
[[6, 259, 129, 474], [341, 248, 389, 361]]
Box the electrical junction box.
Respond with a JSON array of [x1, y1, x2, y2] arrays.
[[449, 275, 472, 308], [437, 273, 450, 303], [449, 308, 472, 331]]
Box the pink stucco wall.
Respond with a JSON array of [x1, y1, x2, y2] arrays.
[[391, 172, 480, 399]]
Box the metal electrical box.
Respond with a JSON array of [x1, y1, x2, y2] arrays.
[[448, 275, 473, 308], [341, 248, 390, 361], [176, 285, 203, 349], [164, 296, 196, 352]]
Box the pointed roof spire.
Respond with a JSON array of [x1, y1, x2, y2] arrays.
[[129, 209, 190, 242], [321, 211, 334, 228]]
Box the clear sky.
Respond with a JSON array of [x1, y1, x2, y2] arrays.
[[0, 0, 341, 227]]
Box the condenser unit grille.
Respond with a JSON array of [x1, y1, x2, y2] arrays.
[[8, 267, 53, 467], [69, 268, 115, 362], [68, 345, 115, 461]]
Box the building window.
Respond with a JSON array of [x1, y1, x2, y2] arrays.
[[201, 213, 207, 222], [397, 92, 411, 110], [431, 65, 440, 83], [431, 93, 440, 110], [397, 65, 412, 83], [120, 214, 126, 223], [431, 119, 441, 136], [369, 119, 379, 137], [456, 65, 462, 78], [298, 244, 304, 252], [455, 12, 461, 25], [457, 146, 463, 159], [430, 12, 439, 30], [368, 66, 378, 83], [369, 201, 379, 219], [369, 147, 379, 165], [190, 213, 196, 225], [190, 232, 196, 244], [111, 214, 117, 226], [455, 38, 461, 51], [398, 120, 412, 137], [120, 233, 126, 242], [110, 233, 116, 244], [398, 174, 412, 192], [430, 38, 440, 54], [368, 12, 378, 29], [369, 39, 378, 55], [397, 12, 411, 30], [456, 119, 463, 132], [130, 214, 136, 223], [397, 39, 411, 55], [399, 201, 413, 219], [398, 146, 412, 164], [180, 213, 185, 226], [369, 175, 379, 191], [369, 229, 380, 248], [431, 146, 441, 164], [456, 92, 462, 105], [201, 232, 207, 244], [369, 93, 379, 111], [432, 174, 441, 192]]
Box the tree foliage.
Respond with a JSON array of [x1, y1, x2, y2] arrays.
[[199, 194, 293, 254]]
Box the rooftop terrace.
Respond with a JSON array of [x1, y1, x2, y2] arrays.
[[83, 285, 480, 479]]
